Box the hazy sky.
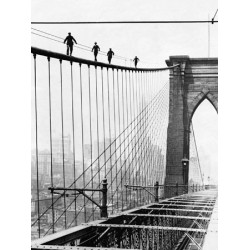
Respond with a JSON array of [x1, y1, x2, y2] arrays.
[[31, 0, 218, 183]]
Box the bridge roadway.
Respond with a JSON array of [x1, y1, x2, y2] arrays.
[[32, 189, 217, 250]]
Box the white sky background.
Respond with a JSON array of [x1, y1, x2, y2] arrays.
[[31, 0, 218, 67]]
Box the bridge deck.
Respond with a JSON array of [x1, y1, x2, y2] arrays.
[[202, 199, 218, 250], [32, 189, 218, 250]]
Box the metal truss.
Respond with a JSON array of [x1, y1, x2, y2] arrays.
[[32, 190, 217, 250]]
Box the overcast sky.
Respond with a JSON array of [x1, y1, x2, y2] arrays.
[[31, 0, 218, 183]]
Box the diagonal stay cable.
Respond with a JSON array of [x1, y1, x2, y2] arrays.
[[191, 122, 204, 186], [67, 83, 168, 224], [84, 84, 168, 221], [31, 81, 168, 227]]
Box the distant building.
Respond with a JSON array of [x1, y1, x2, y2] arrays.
[[189, 156, 201, 184]]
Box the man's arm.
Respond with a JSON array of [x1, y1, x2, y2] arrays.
[[64, 37, 67, 44], [73, 37, 77, 44]]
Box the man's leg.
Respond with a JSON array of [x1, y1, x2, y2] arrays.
[[66, 45, 69, 55], [70, 45, 73, 56]]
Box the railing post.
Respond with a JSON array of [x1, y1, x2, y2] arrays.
[[100, 178, 108, 218], [196, 184, 198, 192], [154, 181, 159, 203], [175, 182, 178, 196], [193, 184, 194, 193]]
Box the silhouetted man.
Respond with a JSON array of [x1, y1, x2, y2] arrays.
[[107, 48, 114, 64], [64, 32, 77, 56], [133, 56, 140, 68], [92, 42, 100, 61]]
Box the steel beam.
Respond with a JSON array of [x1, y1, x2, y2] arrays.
[[150, 204, 213, 209], [168, 199, 216, 203], [85, 223, 206, 233], [122, 213, 210, 220], [160, 201, 214, 206], [143, 207, 213, 213]]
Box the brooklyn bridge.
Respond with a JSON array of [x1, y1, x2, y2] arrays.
[[31, 45, 218, 249]]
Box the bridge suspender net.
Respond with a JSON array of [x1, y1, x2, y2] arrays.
[[31, 48, 170, 239]]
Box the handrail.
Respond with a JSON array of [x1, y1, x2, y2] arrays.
[[31, 47, 179, 71]]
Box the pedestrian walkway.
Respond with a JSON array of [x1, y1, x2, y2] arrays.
[[203, 198, 218, 250]]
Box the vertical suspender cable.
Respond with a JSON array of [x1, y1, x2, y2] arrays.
[[142, 71, 147, 202], [106, 68, 113, 213], [139, 71, 145, 203], [95, 66, 101, 204], [112, 69, 118, 211], [47, 56, 55, 234], [87, 65, 94, 221], [150, 71, 154, 186], [128, 70, 133, 205], [116, 69, 123, 211], [146, 71, 151, 202], [129, 70, 135, 207], [155, 71, 160, 182], [121, 69, 126, 209], [101, 67, 107, 177], [79, 63, 87, 222], [135, 71, 140, 205], [70, 61, 77, 226], [59, 59, 67, 229], [125, 70, 130, 206], [33, 54, 41, 238], [134, 70, 139, 207], [144, 72, 149, 202]]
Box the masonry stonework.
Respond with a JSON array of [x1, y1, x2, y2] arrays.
[[164, 56, 218, 197]]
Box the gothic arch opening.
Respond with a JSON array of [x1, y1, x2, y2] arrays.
[[188, 92, 218, 129], [189, 99, 218, 186]]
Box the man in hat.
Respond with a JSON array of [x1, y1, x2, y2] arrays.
[[64, 32, 77, 56], [107, 48, 115, 64], [92, 42, 100, 61]]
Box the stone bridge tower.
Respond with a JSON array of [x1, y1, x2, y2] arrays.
[[164, 56, 218, 196]]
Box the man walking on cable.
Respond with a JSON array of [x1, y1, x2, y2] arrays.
[[92, 42, 100, 61], [64, 32, 77, 56], [107, 48, 114, 64], [133, 56, 140, 68]]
